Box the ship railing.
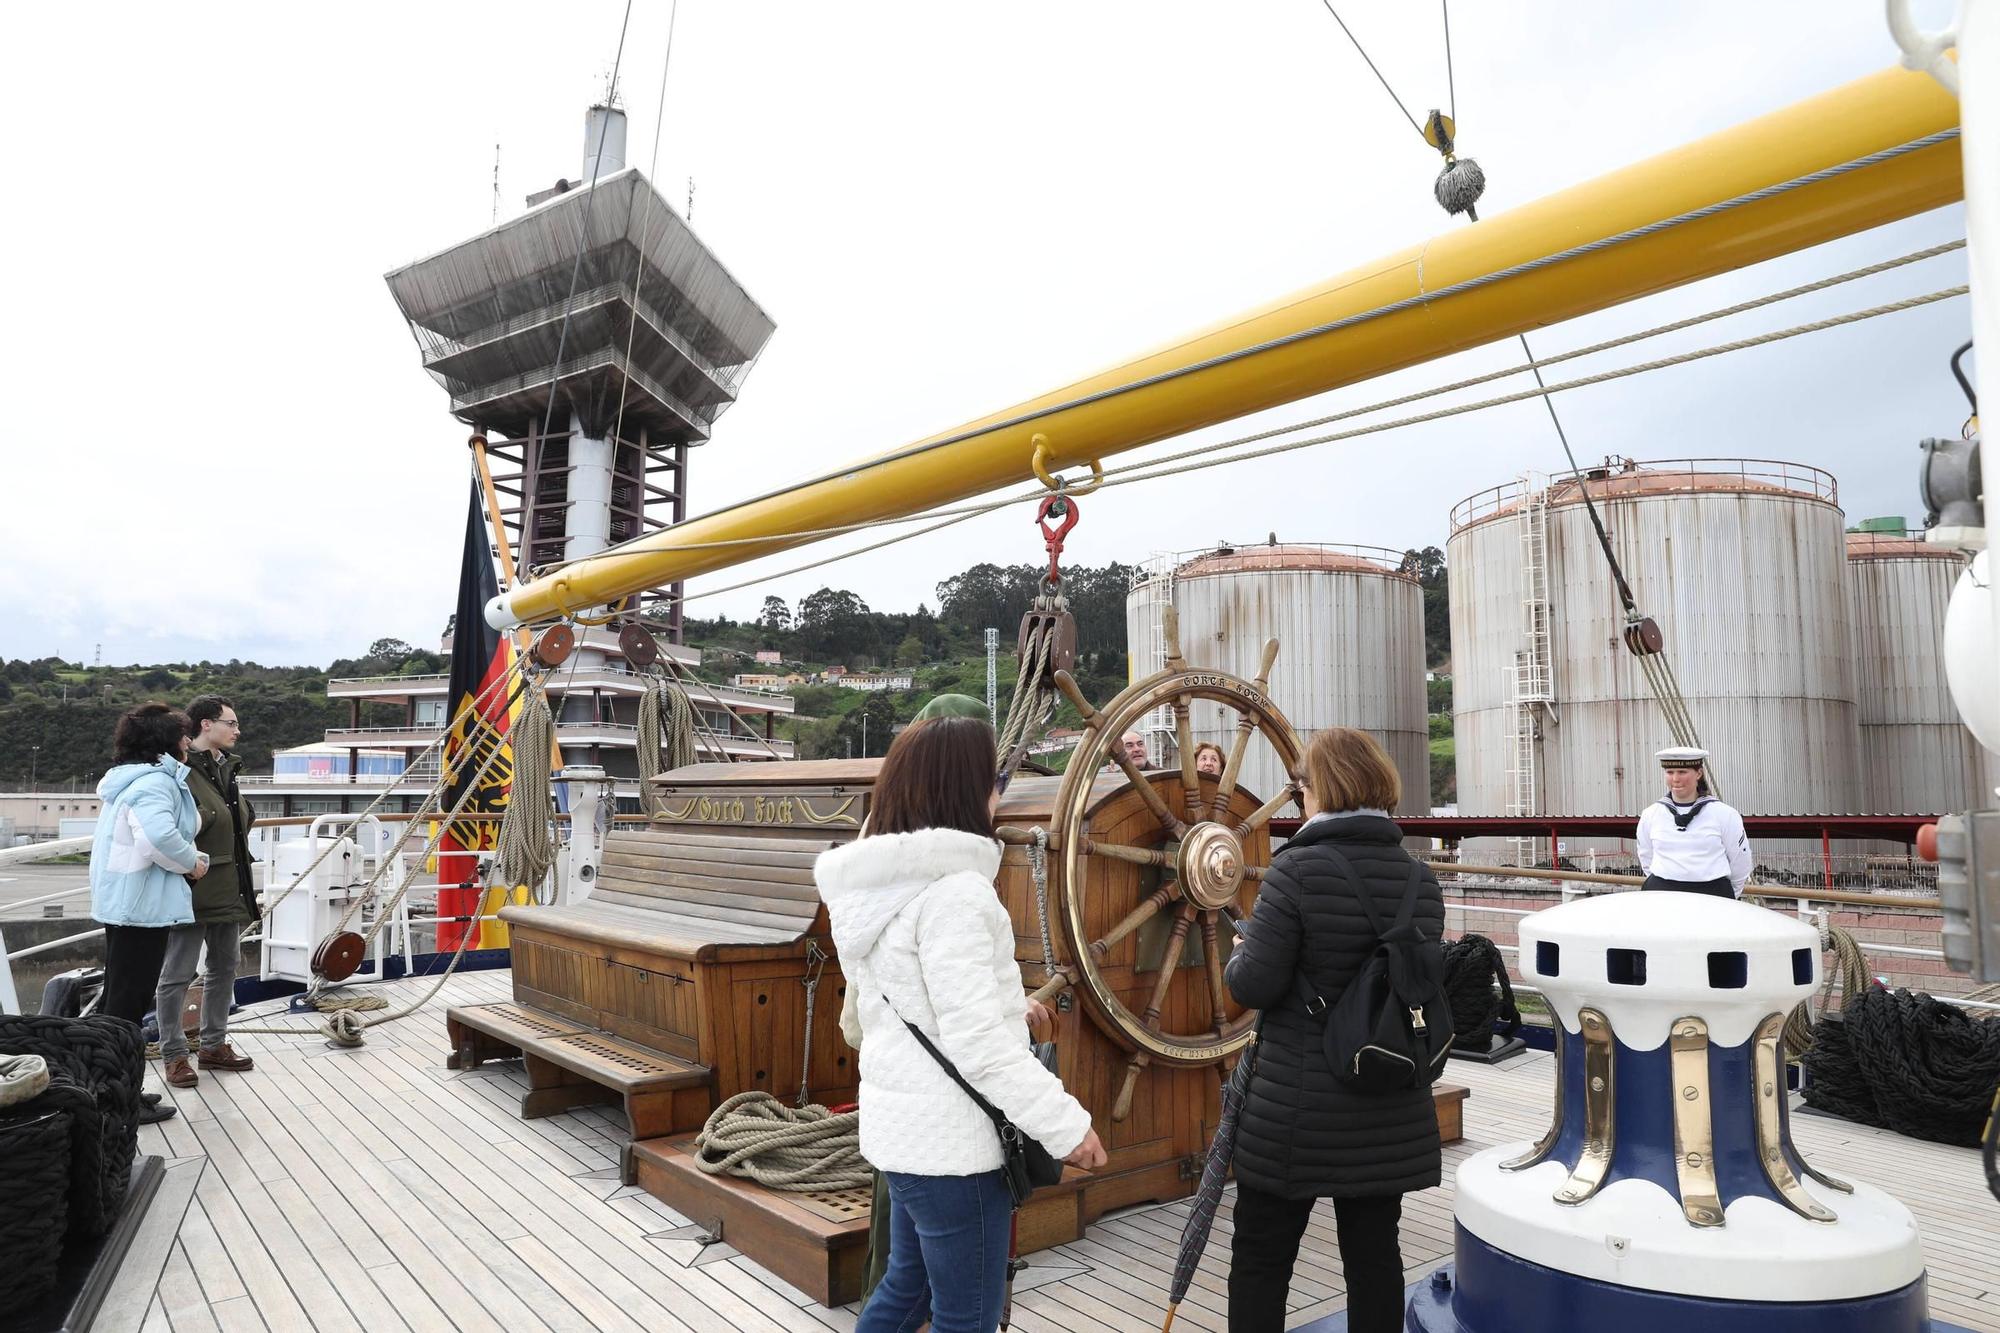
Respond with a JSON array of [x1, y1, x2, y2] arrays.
[[1433, 860, 1995, 1013], [1450, 457, 1841, 532]]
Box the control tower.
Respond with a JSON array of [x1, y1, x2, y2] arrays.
[[384, 103, 775, 641], [381, 105, 789, 785]]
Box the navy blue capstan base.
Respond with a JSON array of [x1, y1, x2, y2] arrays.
[[1375, 1225, 1938, 1333]]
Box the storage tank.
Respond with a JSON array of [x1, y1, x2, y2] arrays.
[[1448, 458, 1861, 841], [1125, 541, 1430, 813], [1845, 525, 2000, 813]]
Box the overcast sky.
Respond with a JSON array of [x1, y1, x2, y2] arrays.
[[0, 1, 1971, 668]]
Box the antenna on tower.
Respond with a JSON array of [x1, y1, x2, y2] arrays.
[[93, 643, 102, 668], [687, 175, 695, 222], [492, 142, 501, 224]]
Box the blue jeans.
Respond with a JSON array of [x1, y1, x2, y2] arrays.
[[856, 1169, 1013, 1333]]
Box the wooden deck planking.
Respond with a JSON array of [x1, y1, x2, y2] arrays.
[[121, 969, 2000, 1333]]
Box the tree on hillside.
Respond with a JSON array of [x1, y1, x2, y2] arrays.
[[757, 596, 792, 634], [798, 588, 874, 659], [1401, 546, 1450, 667], [894, 634, 924, 668]]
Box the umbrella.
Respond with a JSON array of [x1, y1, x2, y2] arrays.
[[1001, 1036, 1065, 1330], [1160, 1031, 1261, 1332]]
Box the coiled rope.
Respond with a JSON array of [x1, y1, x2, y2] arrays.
[[1784, 922, 1873, 1055], [637, 675, 698, 815], [1803, 986, 2000, 1147], [494, 685, 557, 896], [1441, 935, 1520, 1051], [692, 1091, 871, 1192]]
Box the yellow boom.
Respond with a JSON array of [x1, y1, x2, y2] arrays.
[[488, 63, 1960, 630]]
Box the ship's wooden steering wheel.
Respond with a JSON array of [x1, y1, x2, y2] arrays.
[[1043, 610, 1306, 1119]]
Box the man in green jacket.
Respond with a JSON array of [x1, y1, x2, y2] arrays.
[[157, 696, 258, 1087]]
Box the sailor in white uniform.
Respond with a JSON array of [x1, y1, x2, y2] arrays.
[[1635, 747, 1751, 898]]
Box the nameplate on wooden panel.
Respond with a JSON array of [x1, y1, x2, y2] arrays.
[[650, 788, 867, 831]]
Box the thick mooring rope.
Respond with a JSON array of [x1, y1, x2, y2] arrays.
[[692, 1091, 871, 1192], [1803, 986, 2000, 1147], [1441, 935, 1521, 1051]]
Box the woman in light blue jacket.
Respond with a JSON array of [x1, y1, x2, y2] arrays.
[[90, 704, 209, 1114]]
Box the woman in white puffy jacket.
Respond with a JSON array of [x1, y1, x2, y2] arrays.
[[818, 716, 1106, 1333]]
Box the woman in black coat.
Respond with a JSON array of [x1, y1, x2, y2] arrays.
[[1223, 727, 1445, 1333]]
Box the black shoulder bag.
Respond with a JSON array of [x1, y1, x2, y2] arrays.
[[1292, 850, 1453, 1093], [884, 996, 1065, 1208]]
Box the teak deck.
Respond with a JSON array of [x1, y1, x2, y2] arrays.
[[112, 967, 2000, 1333]]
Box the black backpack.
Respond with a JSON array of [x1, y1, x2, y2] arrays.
[[1292, 848, 1453, 1092]]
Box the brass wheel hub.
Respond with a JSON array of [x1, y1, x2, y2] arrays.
[[1178, 822, 1245, 910]]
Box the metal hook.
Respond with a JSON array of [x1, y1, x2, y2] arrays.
[[1030, 433, 1104, 496]]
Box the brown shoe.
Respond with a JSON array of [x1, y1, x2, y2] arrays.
[[163, 1057, 198, 1088], [196, 1043, 253, 1072]]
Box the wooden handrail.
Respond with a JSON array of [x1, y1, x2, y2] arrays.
[[1426, 859, 1939, 912]]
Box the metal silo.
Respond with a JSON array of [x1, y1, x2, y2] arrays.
[[1448, 459, 1861, 848], [1124, 541, 1431, 813], [1846, 528, 1997, 814]]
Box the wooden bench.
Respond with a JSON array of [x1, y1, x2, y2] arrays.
[[444, 762, 876, 1171]]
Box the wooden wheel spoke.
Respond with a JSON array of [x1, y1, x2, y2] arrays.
[[1174, 693, 1201, 823], [1106, 744, 1187, 837], [1081, 838, 1173, 869], [1208, 715, 1257, 824], [1210, 640, 1280, 822], [1090, 885, 1178, 958], [1234, 783, 1302, 840], [1200, 912, 1228, 1038], [1137, 905, 1197, 1031], [1112, 1053, 1150, 1122]]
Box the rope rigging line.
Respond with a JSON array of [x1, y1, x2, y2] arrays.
[[229, 710, 531, 1046], [672, 279, 1968, 607], [1075, 286, 1970, 492], [1441, 0, 1456, 122], [516, 127, 1959, 581], [251, 656, 530, 928], [307, 665, 533, 954], [648, 643, 789, 759], [535, 0, 637, 448], [610, 0, 683, 451], [636, 671, 697, 814], [1314, 0, 1424, 137]]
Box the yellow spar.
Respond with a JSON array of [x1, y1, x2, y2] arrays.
[[487, 63, 1960, 631]]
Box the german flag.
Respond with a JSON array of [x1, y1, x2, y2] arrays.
[[437, 480, 515, 951]]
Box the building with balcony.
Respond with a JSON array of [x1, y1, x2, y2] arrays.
[[241, 630, 794, 820]]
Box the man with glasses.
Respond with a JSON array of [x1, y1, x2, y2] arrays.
[[157, 696, 258, 1087]]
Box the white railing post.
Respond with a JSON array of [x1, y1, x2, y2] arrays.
[[0, 927, 18, 1015]]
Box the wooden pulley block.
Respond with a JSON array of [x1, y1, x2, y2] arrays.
[[1017, 608, 1079, 676], [531, 623, 576, 669], [1623, 616, 1665, 657], [311, 930, 368, 983], [619, 621, 662, 668]]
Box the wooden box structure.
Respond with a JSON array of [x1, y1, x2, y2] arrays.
[[446, 637, 1466, 1306]]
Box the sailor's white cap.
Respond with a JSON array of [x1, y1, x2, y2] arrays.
[[1656, 746, 1709, 767]]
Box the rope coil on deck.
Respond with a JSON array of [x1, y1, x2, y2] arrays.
[[1442, 935, 1520, 1051], [692, 1091, 872, 1192], [1804, 986, 2000, 1147]]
